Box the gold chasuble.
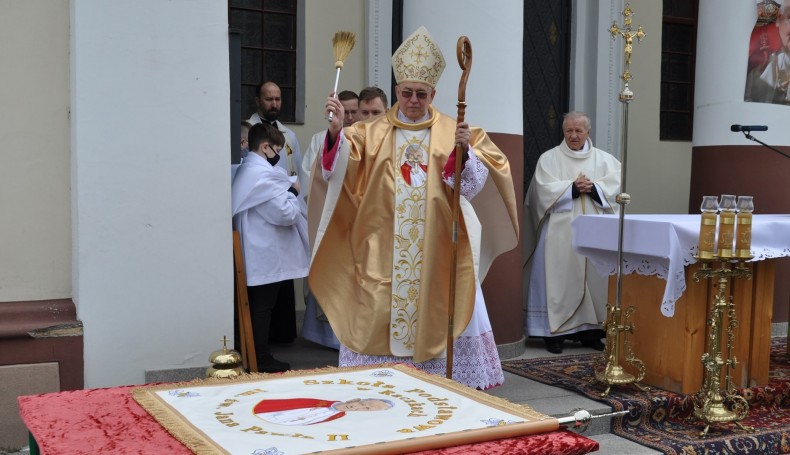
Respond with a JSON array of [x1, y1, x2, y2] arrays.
[[309, 104, 518, 363]]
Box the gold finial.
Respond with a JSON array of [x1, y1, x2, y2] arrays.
[[609, 3, 646, 96], [207, 336, 243, 379]]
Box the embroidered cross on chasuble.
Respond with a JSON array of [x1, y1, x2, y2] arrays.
[[391, 128, 432, 357]]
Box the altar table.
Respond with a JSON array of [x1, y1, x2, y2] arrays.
[[572, 214, 790, 394], [18, 385, 599, 455]]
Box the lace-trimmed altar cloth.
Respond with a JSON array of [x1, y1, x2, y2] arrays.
[[571, 214, 790, 317]]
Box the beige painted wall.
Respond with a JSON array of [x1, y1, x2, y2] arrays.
[[293, 0, 367, 153], [0, 0, 71, 301], [623, 0, 693, 214]]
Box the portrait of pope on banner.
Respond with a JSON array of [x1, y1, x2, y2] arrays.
[[254, 397, 395, 425]]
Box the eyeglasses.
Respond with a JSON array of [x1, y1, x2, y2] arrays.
[[400, 89, 429, 100]]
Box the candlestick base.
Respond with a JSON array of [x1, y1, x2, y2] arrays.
[[593, 305, 650, 397]]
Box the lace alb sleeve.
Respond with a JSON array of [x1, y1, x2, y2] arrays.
[[443, 150, 488, 200]]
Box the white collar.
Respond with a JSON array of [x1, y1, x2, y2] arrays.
[[397, 109, 430, 124], [559, 138, 592, 159]]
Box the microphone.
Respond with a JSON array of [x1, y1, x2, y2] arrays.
[[730, 124, 768, 132]]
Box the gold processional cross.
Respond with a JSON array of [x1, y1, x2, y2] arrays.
[[609, 3, 646, 100], [593, 4, 649, 397]]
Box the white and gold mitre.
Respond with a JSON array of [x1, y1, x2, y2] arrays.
[[391, 26, 446, 88]]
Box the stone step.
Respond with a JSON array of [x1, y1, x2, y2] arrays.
[[487, 370, 614, 436]]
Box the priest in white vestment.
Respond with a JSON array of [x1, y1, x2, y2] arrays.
[[308, 27, 519, 390], [523, 111, 621, 354]]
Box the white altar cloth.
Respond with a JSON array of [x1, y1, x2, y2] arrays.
[[571, 214, 790, 317]]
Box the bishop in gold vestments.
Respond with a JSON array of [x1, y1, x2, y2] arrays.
[[308, 27, 518, 389]]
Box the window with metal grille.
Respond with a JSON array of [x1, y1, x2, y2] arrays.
[[660, 0, 698, 141], [229, 0, 298, 122]]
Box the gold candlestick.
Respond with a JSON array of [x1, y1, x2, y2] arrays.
[[690, 260, 754, 436], [593, 3, 649, 397]]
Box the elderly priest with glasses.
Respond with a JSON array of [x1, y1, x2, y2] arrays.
[[308, 26, 518, 390]]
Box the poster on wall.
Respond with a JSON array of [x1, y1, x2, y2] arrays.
[[132, 365, 557, 454], [745, 0, 790, 104]]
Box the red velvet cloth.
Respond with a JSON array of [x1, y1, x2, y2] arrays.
[[410, 430, 599, 455], [18, 386, 599, 455]]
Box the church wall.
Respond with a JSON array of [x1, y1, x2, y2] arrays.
[[71, 0, 233, 387], [0, 1, 80, 446], [619, 0, 693, 215], [0, 0, 72, 302], [402, 0, 524, 136]]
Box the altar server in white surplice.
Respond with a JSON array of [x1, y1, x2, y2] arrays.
[[524, 111, 621, 354], [232, 122, 309, 372]]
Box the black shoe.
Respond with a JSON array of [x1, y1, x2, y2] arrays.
[[543, 336, 564, 354], [581, 339, 605, 351], [258, 355, 290, 373]]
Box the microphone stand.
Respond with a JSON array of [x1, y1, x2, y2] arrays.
[[741, 132, 790, 159]]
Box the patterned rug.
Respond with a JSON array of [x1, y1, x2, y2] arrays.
[[502, 338, 790, 454]]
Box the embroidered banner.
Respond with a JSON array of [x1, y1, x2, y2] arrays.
[[132, 365, 558, 454]]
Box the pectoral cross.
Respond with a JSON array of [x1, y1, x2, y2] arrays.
[[609, 4, 646, 91]]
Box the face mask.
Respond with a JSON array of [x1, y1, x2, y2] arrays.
[[266, 152, 281, 166]]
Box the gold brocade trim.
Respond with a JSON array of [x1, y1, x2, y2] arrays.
[[390, 129, 429, 354], [131, 365, 554, 455], [131, 377, 235, 455], [285, 143, 296, 176]]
